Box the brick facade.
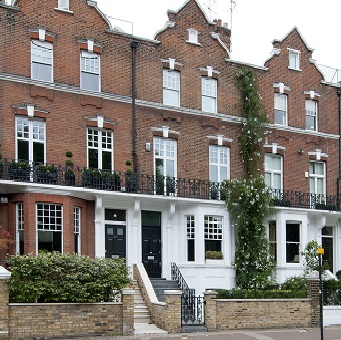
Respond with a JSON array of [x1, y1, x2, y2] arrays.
[[0, 0, 340, 294]]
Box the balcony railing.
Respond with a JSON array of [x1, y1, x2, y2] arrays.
[[0, 159, 225, 200], [270, 189, 339, 211], [0, 160, 340, 210]]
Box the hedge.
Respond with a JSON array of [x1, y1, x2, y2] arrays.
[[5, 252, 131, 303]]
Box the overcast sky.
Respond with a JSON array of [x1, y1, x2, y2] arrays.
[[96, 0, 341, 70]]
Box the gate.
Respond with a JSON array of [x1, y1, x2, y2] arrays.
[[181, 293, 205, 326]]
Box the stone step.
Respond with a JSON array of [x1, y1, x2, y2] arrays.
[[134, 322, 168, 334], [134, 315, 151, 323]]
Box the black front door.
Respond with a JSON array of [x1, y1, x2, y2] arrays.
[[142, 211, 161, 278], [105, 225, 126, 259]]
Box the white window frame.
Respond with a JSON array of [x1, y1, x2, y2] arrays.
[[306, 100, 318, 131], [274, 93, 288, 125], [87, 128, 113, 170], [16, 116, 46, 162], [80, 51, 101, 92], [74, 207, 81, 255], [31, 40, 53, 82], [209, 145, 230, 183], [16, 203, 24, 255], [58, 0, 69, 10], [154, 137, 177, 178], [163, 69, 180, 106], [268, 221, 277, 262], [202, 78, 217, 113], [288, 49, 300, 70], [36, 203, 63, 254], [154, 137, 177, 195], [310, 161, 326, 205], [204, 215, 223, 253], [285, 222, 301, 264], [186, 215, 195, 262], [187, 28, 199, 44], [321, 226, 334, 272], [264, 154, 283, 191]]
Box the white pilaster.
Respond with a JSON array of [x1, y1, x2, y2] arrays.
[[94, 195, 105, 257]]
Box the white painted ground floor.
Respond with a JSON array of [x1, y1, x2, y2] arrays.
[[2, 182, 340, 296]]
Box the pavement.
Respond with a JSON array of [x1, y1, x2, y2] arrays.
[[67, 326, 341, 340]]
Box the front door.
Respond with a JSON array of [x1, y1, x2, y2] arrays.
[[105, 225, 126, 259], [142, 211, 161, 278]]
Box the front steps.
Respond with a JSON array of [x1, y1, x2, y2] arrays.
[[150, 278, 180, 302], [131, 280, 167, 335]]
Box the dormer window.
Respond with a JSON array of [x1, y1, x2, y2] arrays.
[[58, 0, 69, 10], [288, 49, 300, 70], [187, 28, 199, 44]]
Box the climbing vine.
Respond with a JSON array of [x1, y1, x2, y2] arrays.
[[237, 67, 268, 176], [225, 67, 274, 288]]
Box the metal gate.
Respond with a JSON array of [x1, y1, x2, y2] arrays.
[[181, 294, 205, 326]]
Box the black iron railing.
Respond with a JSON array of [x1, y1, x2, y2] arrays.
[[0, 159, 226, 200], [270, 189, 339, 211], [0, 159, 340, 210], [170, 262, 195, 298], [171, 262, 205, 326]]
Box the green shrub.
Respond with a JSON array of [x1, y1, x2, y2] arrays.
[[280, 276, 307, 292], [205, 251, 223, 259], [323, 279, 341, 305], [5, 252, 130, 303], [216, 288, 306, 299]]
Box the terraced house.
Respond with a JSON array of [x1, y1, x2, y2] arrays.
[[0, 0, 340, 295]]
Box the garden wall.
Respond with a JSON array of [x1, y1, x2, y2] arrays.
[[204, 279, 320, 331], [0, 269, 135, 340], [9, 303, 123, 339]]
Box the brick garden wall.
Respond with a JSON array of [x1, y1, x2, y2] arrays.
[[204, 280, 320, 331], [0, 277, 135, 339], [8, 303, 123, 339], [215, 299, 312, 330]]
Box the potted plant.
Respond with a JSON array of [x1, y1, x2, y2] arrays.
[[125, 160, 137, 193], [210, 181, 219, 200], [65, 151, 75, 186], [9, 160, 30, 181], [102, 169, 121, 190], [205, 251, 223, 260], [36, 164, 58, 184], [205, 250, 224, 264]]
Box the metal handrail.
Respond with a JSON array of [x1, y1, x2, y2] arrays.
[[170, 262, 195, 298]]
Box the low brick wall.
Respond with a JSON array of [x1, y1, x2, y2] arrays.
[[9, 302, 123, 339], [0, 272, 135, 340], [215, 299, 311, 330], [133, 264, 181, 333], [204, 281, 320, 331]]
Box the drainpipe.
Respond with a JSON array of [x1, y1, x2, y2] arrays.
[[337, 90, 341, 209], [131, 41, 139, 174]]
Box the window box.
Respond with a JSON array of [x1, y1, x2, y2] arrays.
[[205, 259, 224, 265], [82, 169, 120, 190], [9, 161, 30, 181], [315, 203, 337, 211], [64, 170, 75, 186], [273, 198, 291, 207], [35, 165, 58, 184], [205, 250, 223, 260], [125, 172, 138, 193]]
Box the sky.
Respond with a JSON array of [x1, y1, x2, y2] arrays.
[[96, 0, 341, 70]]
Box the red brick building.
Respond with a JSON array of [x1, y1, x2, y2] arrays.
[[0, 0, 340, 293]]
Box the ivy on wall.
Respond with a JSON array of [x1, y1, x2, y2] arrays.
[[236, 67, 268, 176], [225, 67, 274, 288]]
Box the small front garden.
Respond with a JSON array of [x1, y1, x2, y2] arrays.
[[5, 252, 130, 303]]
